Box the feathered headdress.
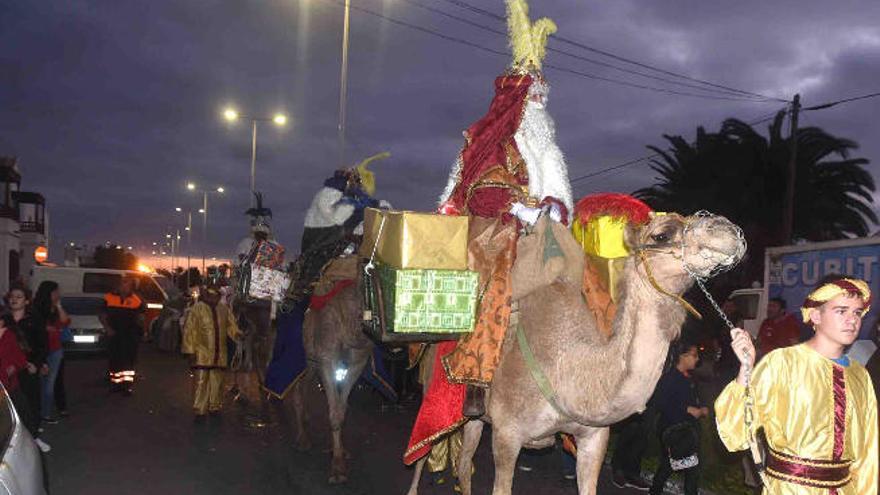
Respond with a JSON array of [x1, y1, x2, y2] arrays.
[[245, 192, 272, 219], [507, 0, 556, 74], [353, 151, 390, 197]]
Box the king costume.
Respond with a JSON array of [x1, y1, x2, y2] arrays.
[[183, 289, 241, 416], [405, 0, 573, 464], [715, 278, 878, 494]]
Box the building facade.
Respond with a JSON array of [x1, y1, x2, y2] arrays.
[[0, 157, 50, 295]]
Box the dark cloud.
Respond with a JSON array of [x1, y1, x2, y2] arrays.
[[0, 0, 877, 263]]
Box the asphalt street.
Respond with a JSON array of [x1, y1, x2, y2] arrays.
[[40, 345, 656, 495]]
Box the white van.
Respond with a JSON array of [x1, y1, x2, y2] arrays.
[[28, 266, 176, 351]]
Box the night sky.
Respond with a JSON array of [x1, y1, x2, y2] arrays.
[[2, 0, 878, 264]]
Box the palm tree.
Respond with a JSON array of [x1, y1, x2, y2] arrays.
[[635, 110, 876, 284]]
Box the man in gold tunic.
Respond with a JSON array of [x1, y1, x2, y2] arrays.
[[183, 286, 241, 419], [715, 278, 877, 494]]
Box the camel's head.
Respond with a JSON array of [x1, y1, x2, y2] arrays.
[[626, 211, 746, 293]]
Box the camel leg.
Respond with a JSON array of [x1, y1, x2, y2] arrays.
[[291, 368, 313, 451], [334, 350, 371, 460], [405, 457, 427, 495], [490, 427, 522, 495], [321, 351, 371, 484], [575, 426, 610, 495], [318, 361, 347, 484], [456, 420, 484, 495]]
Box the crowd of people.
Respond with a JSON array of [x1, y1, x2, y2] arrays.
[[0, 281, 71, 454]]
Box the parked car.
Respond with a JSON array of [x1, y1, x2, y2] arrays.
[[0, 384, 47, 495], [29, 266, 178, 338], [60, 295, 107, 353]]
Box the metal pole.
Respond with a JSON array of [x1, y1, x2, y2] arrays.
[[175, 229, 180, 283], [171, 231, 176, 282], [186, 212, 192, 291], [202, 192, 208, 276], [338, 0, 351, 168], [250, 119, 258, 206]]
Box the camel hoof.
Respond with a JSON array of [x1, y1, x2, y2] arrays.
[[328, 474, 348, 484], [295, 436, 312, 452], [329, 457, 348, 484]]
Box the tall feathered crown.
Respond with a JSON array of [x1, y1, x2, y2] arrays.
[[353, 151, 390, 197], [245, 192, 272, 218], [507, 0, 557, 74]]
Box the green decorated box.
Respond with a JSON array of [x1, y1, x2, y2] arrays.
[[377, 264, 478, 334]]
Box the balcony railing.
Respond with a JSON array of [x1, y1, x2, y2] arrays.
[[19, 221, 44, 234], [0, 206, 17, 220]]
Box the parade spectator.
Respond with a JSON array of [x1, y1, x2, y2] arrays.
[[0, 313, 45, 451], [756, 297, 800, 357], [6, 284, 47, 438], [33, 281, 69, 423], [182, 285, 240, 419], [100, 276, 145, 395], [650, 342, 707, 495], [610, 412, 653, 490]]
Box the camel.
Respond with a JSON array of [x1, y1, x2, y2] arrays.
[[291, 268, 374, 484], [407, 211, 745, 495]]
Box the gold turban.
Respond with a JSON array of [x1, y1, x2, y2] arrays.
[[800, 278, 872, 323]]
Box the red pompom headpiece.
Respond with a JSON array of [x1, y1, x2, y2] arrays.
[[573, 193, 652, 226]]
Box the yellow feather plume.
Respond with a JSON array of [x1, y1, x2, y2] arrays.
[[506, 0, 557, 73]]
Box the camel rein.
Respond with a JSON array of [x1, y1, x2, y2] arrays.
[[515, 323, 594, 427]]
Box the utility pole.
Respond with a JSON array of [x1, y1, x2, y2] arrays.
[[337, 0, 351, 168], [781, 94, 800, 244]]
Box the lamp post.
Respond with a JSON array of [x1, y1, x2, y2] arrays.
[[187, 182, 224, 275], [175, 207, 194, 290], [222, 108, 287, 206], [338, 0, 351, 168]]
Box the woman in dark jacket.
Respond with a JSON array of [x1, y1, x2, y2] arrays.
[[649, 341, 709, 495], [6, 283, 50, 451]]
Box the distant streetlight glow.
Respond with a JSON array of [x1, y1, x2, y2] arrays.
[[216, 186, 225, 193], [223, 108, 239, 122], [273, 114, 287, 126], [187, 182, 196, 191], [198, 208, 205, 214], [175, 207, 182, 212]]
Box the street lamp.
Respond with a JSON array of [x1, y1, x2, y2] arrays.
[[186, 182, 225, 274], [175, 207, 194, 289], [221, 107, 288, 205]]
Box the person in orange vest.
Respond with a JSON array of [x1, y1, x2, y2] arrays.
[[99, 276, 145, 395]]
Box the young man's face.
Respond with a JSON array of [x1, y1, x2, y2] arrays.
[[810, 294, 866, 347]]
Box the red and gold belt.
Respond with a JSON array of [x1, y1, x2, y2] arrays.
[[766, 447, 852, 489]]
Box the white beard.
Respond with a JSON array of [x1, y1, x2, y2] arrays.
[[514, 101, 573, 217], [439, 155, 463, 207]]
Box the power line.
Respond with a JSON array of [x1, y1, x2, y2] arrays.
[[397, 0, 769, 100], [322, 0, 777, 102], [569, 107, 789, 185], [437, 0, 789, 103], [803, 91, 880, 111]]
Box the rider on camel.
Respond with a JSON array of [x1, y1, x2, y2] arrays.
[[437, 0, 572, 417]]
